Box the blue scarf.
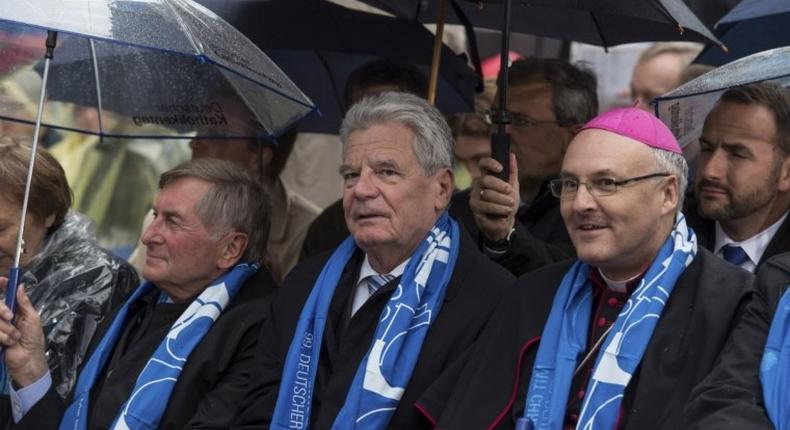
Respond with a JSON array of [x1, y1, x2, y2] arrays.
[[761, 286, 790, 430], [271, 212, 459, 429], [520, 214, 696, 430], [59, 262, 258, 430]]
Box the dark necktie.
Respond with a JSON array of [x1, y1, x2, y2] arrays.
[[721, 244, 749, 266]]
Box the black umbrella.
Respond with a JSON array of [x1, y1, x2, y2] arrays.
[[357, 0, 723, 48], [196, 0, 481, 133], [354, 0, 724, 180]]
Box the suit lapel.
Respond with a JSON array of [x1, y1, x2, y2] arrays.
[[758, 214, 790, 268]]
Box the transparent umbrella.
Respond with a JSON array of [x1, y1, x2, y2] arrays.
[[0, 0, 316, 316], [654, 46, 790, 150]]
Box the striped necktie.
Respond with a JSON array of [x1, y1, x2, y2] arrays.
[[721, 244, 749, 266], [366, 274, 395, 296]]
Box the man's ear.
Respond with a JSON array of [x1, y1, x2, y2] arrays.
[[776, 156, 790, 192], [434, 168, 454, 212], [251, 146, 275, 177], [660, 175, 680, 217], [217, 232, 249, 270]]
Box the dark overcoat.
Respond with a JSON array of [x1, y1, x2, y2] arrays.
[[685, 252, 790, 429], [233, 231, 515, 429], [417, 248, 754, 430], [1, 268, 277, 430]]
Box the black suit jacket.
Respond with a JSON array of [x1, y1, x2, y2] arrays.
[[234, 230, 515, 429], [450, 186, 575, 276], [2, 268, 277, 430], [685, 252, 790, 429], [685, 199, 790, 270], [418, 248, 754, 430]]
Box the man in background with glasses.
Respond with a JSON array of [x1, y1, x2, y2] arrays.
[[416, 107, 753, 430], [452, 58, 597, 276]]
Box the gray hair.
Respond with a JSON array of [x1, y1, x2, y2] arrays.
[[159, 158, 270, 263], [651, 148, 688, 215], [339, 91, 454, 175]]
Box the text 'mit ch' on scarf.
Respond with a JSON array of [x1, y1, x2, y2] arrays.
[[519, 213, 697, 430], [271, 211, 460, 429], [59, 262, 258, 430]]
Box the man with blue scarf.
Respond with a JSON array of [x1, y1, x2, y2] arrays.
[[416, 107, 754, 429], [686, 251, 790, 429], [232, 92, 514, 429], [0, 158, 278, 429]]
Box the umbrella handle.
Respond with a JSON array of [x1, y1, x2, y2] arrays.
[[4, 267, 21, 315], [0, 267, 20, 365], [491, 129, 510, 181]]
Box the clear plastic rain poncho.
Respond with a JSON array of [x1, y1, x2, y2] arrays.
[[1, 211, 138, 399]]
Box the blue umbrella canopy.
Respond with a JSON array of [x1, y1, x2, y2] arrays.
[[655, 46, 790, 150], [0, 0, 317, 139], [695, 0, 790, 66]]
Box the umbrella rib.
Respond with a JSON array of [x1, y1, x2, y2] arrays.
[[88, 39, 105, 138], [163, 0, 203, 55], [653, 0, 684, 35], [315, 51, 344, 117], [448, 0, 483, 82], [588, 11, 609, 51]]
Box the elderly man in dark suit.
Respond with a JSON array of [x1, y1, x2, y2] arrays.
[[233, 92, 514, 429], [417, 107, 754, 430], [0, 158, 278, 429]]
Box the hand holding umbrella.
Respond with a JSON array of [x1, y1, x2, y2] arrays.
[[0, 281, 48, 388]]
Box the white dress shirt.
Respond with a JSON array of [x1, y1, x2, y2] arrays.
[[350, 255, 409, 316], [714, 211, 788, 273]]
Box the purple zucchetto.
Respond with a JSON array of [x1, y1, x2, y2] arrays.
[[580, 107, 682, 154]]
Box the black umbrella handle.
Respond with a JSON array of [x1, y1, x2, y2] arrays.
[[491, 128, 510, 181], [45, 30, 58, 59]]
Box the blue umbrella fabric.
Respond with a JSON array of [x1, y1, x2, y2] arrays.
[[354, 0, 723, 49], [695, 0, 790, 66], [0, 0, 316, 140], [654, 46, 790, 150], [197, 0, 481, 134]]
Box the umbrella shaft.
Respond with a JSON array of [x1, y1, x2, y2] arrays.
[[497, 0, 512, 114], [13, 50, 54, 268]]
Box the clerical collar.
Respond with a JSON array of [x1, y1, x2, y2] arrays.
[[592, 268, 643, 294]]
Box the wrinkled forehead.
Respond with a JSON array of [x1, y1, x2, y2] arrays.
[[343, 122, 416, 158]]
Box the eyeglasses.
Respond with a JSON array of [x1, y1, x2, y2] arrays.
[[484, 110, 559, 129], [549, 173, 671, 198]]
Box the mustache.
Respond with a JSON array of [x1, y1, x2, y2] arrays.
[[696, 179, 730, 194], [566, 214, 608, 225]]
